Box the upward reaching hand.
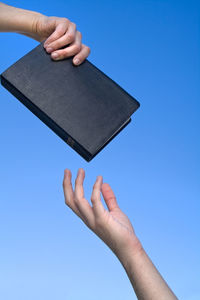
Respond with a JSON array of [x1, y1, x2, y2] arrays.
[[63, 169, 178, 300], [63, 168, 142, 259]]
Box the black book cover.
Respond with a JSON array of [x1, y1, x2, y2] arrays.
[[0, 42, 140, 161]]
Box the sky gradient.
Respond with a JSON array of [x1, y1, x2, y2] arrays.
[[0, 0, 200, 299]]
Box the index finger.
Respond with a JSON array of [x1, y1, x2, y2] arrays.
[[44, 20, 69, 47], [63, 169, 83, 218], [74, 169, 95, 229]]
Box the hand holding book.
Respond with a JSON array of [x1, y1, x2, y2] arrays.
[[34, 15, 90, 65], [0, 3, 177, 298], [0, 2, 90, 65]]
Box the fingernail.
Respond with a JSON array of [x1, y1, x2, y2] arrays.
[[74, 58, 80, 65], [51, 52, 59, 60], [46, 47, 53, 53]]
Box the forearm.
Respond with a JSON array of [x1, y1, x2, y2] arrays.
[[63, 169, 178, 298], [117, 243, 178, 300], [0, 2, 42, 38]]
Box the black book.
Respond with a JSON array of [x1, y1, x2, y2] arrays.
[[0, 42, 140, 161]]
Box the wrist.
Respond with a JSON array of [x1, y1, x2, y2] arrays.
[[0, 3, 43, 38], [115, 236, 144, 271], [13, 8, 43, 39]]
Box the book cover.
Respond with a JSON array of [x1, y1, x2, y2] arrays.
[[0, 42, 140, 161]]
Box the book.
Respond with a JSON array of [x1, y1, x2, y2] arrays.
[[0, 42, 140, 161]]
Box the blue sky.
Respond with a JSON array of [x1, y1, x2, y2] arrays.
[[0, 0, 199, 299]]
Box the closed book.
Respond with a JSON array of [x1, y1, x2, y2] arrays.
[[0, 42, 140, 161]]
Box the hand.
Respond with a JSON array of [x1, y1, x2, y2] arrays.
[[33, 15, 90, 65], [63, 168, 142, 260], [63, 169, 178, 300], [0, 4, 90, 65]]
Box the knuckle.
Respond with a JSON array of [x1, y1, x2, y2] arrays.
[[93, 185, 99, 192], [71, 22, 76, 29], [67, 33, 75, 42], [87, 46, 91, 54], [75, 177, 79, 186], [78, 31, 82, 38], [74, 195, 80, 205], [54, 31, 62, 39], [64, 195, 70, 205], [65, 198, 69, 205], [63, 178, 71, 189], [74, 44, 81, 53], [51, 41, 60, 49], [54, 33, 63, 40], [95, 216, 104, 228], [61, 17, 69, 23], [62, 177, 68, 187], [91, 195, 96, 203]]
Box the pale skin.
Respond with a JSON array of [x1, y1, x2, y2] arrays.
[[0, 2, 90, 65], [0, 2, 178, 298], [63, 168, 178, 300]]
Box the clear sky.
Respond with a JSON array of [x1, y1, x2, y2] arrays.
[[0, 0, 199, 299]]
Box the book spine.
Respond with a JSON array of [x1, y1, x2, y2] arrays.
[[0, 75, 92, 162]]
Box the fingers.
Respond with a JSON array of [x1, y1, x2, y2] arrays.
[[63, 169, 83, 219], [101, 183, 119, 211], [45, 22, 77, 53], [43, 17, 90, 65], [91, 176, 105, 218], [50, 31, 82, 61], [74, 168, 85, 199], [63, 168, 95, 229], [44, 20, 69, 47], [63, 169, 110, 230], [73, 44, 91, 65], [73, 169, 95, 228]]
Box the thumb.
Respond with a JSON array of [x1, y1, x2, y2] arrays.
[[101, 183, 119, 211]]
